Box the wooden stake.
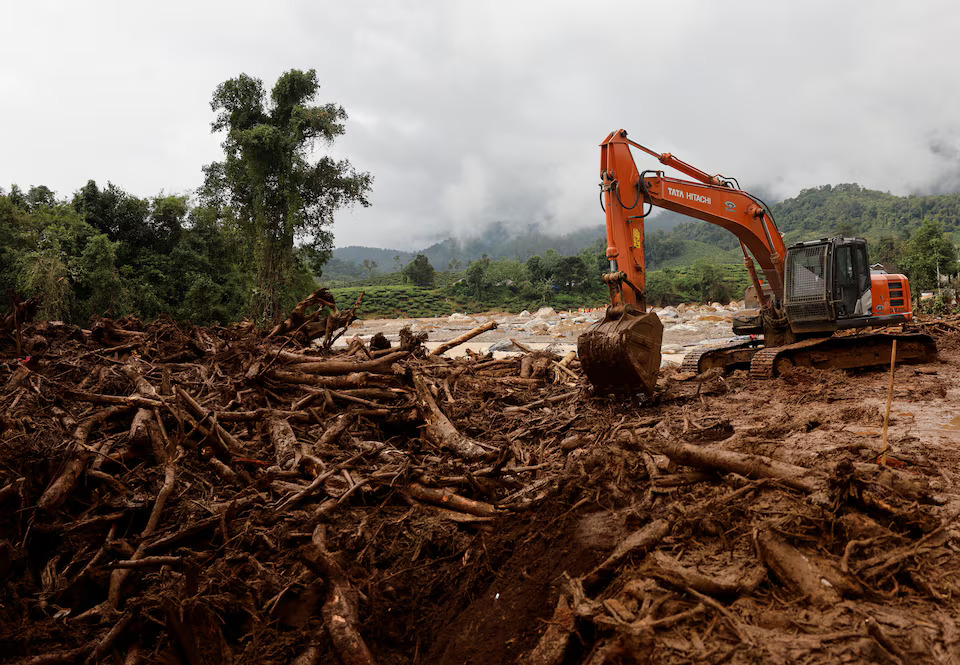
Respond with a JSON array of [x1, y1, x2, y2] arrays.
[[880, 338, 897, 467]]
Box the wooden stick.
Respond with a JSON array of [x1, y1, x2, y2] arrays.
[[880, 338, 897, 466], [429, 320, 497, 356]]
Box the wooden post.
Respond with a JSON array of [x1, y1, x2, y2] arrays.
[[880, 338, 898, 466]]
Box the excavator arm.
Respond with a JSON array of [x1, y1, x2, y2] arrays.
[[599, 129, 787, 308], [581, 129, 789, 395]]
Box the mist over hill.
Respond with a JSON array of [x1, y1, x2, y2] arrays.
[[328, 211, 686, 277], [327, 184, 960, 279]]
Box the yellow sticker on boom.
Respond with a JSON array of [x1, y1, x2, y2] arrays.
[[633, 228, 642, 248]]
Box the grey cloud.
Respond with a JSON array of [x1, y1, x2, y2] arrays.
[[3, 1, 960, 250]]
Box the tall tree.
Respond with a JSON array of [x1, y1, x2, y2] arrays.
[[403, 254, 435, 287], [202, 69, 372, 322], [900, 219, 957, 291]]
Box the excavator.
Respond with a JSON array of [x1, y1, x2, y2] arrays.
[[578, 129, 936, 395]]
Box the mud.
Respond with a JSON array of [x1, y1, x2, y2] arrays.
[[2, 304, 960, 664]]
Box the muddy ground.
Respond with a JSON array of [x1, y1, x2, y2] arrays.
[[1, 299, 959, 664]]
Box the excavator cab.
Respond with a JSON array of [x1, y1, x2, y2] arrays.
[[784, 237, 911, 334]]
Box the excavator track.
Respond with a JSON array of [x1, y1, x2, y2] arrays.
[[680, 338, 761, 374], [749, 332, 937, 379]]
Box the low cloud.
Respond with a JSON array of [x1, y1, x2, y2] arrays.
[[2, 1, 959, 250]]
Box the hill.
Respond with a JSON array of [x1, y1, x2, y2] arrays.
[[327, 184, 960, 279]]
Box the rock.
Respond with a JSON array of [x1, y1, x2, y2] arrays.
[[522, 320, 550, 333], [519, 310, 531, 317], [535, 306, 557, 319], [662, 344, 685, 354], [448, 313, 475, 323], [670, 323, 701, 333], [676, 304, 687, 313], [487, 339, 519, 352], [658, 307, 680, 319]]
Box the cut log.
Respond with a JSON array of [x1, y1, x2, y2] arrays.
[[303, 527, 377, 665], [268, 370, 401, 389], [281, 351, 408, 375], [428, 321, 497, 357], [405, 483, 498, 518], [38, 406, 129, 511], [756, 528, 842, 607], [269, 418, 299, 469]]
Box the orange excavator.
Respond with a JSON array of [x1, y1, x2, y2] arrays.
[[578, 129, 936, 395]]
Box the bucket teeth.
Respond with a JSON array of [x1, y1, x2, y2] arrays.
[[578, 307, 663, 396]]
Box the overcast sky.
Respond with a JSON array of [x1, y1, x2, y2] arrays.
[[3, 1, 959, 249]]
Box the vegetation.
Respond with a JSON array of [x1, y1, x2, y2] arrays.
[[0, 183, 248, 324], [201, 68, 371, 322], [402, 254, 435, 287]]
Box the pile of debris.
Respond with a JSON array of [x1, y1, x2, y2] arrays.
[[1, 290, 959, 664]]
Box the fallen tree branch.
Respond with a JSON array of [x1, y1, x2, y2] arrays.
[[655, 440, 822, 494], [412, 375, 492, 460], [303, 526, 378, 665], [584, 518, 672, 588]]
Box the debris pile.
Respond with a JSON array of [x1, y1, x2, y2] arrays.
[[1, 290, 959, 664]]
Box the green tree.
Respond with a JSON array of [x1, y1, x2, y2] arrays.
[[646, 270, 685, 306], [77, 234, 124, 316], [403, 254, 435, 287], [361, 259, 379, 278], [526, 255, 547, 283], [553, 255, 589, 292], [18, 235, 73, 320], [689, 259, 733, 304], [465, 255, 489, 298], [202, 69, 372, 322], [900, 219, 958, 291]]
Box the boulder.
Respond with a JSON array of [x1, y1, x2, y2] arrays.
[[448, 313, 475, 323], [659, 307, 680, 319], [534, 306, 557, 319]]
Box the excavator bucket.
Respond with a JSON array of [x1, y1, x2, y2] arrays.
[[578, 306, 663, 397]]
